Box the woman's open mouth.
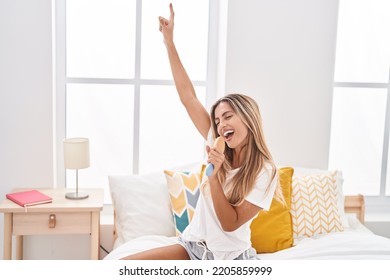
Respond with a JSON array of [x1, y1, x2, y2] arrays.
[[223, 130, 234, 142]]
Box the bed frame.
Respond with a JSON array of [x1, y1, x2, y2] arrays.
[[344, 194, 365, 224], [112, 195, 366, 239]]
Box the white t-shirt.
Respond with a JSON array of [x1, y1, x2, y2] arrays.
[[181, 163, 277, 260]]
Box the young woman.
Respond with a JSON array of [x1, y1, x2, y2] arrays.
[[120, 4, 284, 260]]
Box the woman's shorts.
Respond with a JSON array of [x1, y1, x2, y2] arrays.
[[178, 236, 258, 260]]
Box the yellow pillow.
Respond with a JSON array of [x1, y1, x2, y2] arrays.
[[250, 167, 294, 253]]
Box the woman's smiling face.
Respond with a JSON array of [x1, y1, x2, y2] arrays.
[[214, 101, 248, 150]]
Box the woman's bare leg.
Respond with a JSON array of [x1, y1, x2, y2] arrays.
[[120, 244, 190, 260]]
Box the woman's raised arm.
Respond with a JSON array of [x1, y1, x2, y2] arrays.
[[159, 4, 210, 140]]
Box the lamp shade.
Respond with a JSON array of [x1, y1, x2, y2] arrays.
[[63, 138, 90, 169]]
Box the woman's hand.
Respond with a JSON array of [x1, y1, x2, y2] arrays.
[[159, 3, 175, 46], [206, 145, 225, 176]]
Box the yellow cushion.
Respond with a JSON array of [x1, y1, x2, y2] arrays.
[[250, 167, 294, 253], [290, 171, 344, 239], [164, 165, 205, 235]]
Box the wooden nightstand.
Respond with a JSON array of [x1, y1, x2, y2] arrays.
[[0, 188, 104, 260]]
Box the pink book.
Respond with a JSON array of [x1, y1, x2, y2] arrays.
[[6, 190, 52, 208]]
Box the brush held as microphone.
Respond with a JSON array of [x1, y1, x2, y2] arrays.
[[205, 137, 225, 177]]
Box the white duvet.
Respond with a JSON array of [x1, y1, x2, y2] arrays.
[[104, 218, 390, 260], [259, 231, 390, 260]]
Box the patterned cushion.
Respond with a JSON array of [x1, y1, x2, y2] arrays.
[[164, 165, 205, 235], [250, 167, 294, 253], [291, 171, 344, 240]]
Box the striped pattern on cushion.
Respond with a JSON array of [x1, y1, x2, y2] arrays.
[[291, 171, 344, 239], [164, 165, 205, 235]]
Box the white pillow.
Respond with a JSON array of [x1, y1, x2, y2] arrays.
[[109, 171, 176, 249], [293, 167, 348, 228]]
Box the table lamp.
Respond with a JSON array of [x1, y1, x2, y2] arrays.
[[63, 137, 90, 199]]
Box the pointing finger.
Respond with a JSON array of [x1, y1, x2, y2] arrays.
[[169, 3, 175, 22]]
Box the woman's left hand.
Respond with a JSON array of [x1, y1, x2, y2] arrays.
[[159, 3, 175, 46], [206, 145, 225, 176]]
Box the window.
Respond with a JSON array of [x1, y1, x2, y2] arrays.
[[54, 0, 223, 203], [329, 0, 390, 205]]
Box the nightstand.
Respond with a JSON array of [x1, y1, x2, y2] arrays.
[[0, 188, 104, 260]]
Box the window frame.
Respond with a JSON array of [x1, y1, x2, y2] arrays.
[[53, 0, 226, 198], [331, 81, 390, 206], [331, 0, 390, 212]]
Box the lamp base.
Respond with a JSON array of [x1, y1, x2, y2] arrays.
[[65, 192, 89, 200]]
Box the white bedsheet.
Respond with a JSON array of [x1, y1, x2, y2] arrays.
[[104, 217, 390, 260], [259, 231, 390, 259], [104, 235, 178, 260]]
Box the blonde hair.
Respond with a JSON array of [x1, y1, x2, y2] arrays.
[[209, 93, 285, 207]]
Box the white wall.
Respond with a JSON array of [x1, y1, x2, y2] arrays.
[[0, 0, 53, 188], [0, 0, 90, 259], [225, 0, 339, 169], [0, 0, 339, 259]]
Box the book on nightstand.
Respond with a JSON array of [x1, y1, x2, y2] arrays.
[[6, 189, 53, 208]]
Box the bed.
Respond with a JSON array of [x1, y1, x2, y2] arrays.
[[103, 165, 390, 260]]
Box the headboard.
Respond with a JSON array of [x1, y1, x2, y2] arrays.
[[344, 194, 365, 224]]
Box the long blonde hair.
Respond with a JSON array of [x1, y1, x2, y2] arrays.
[[209, 93, 285, 207]]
